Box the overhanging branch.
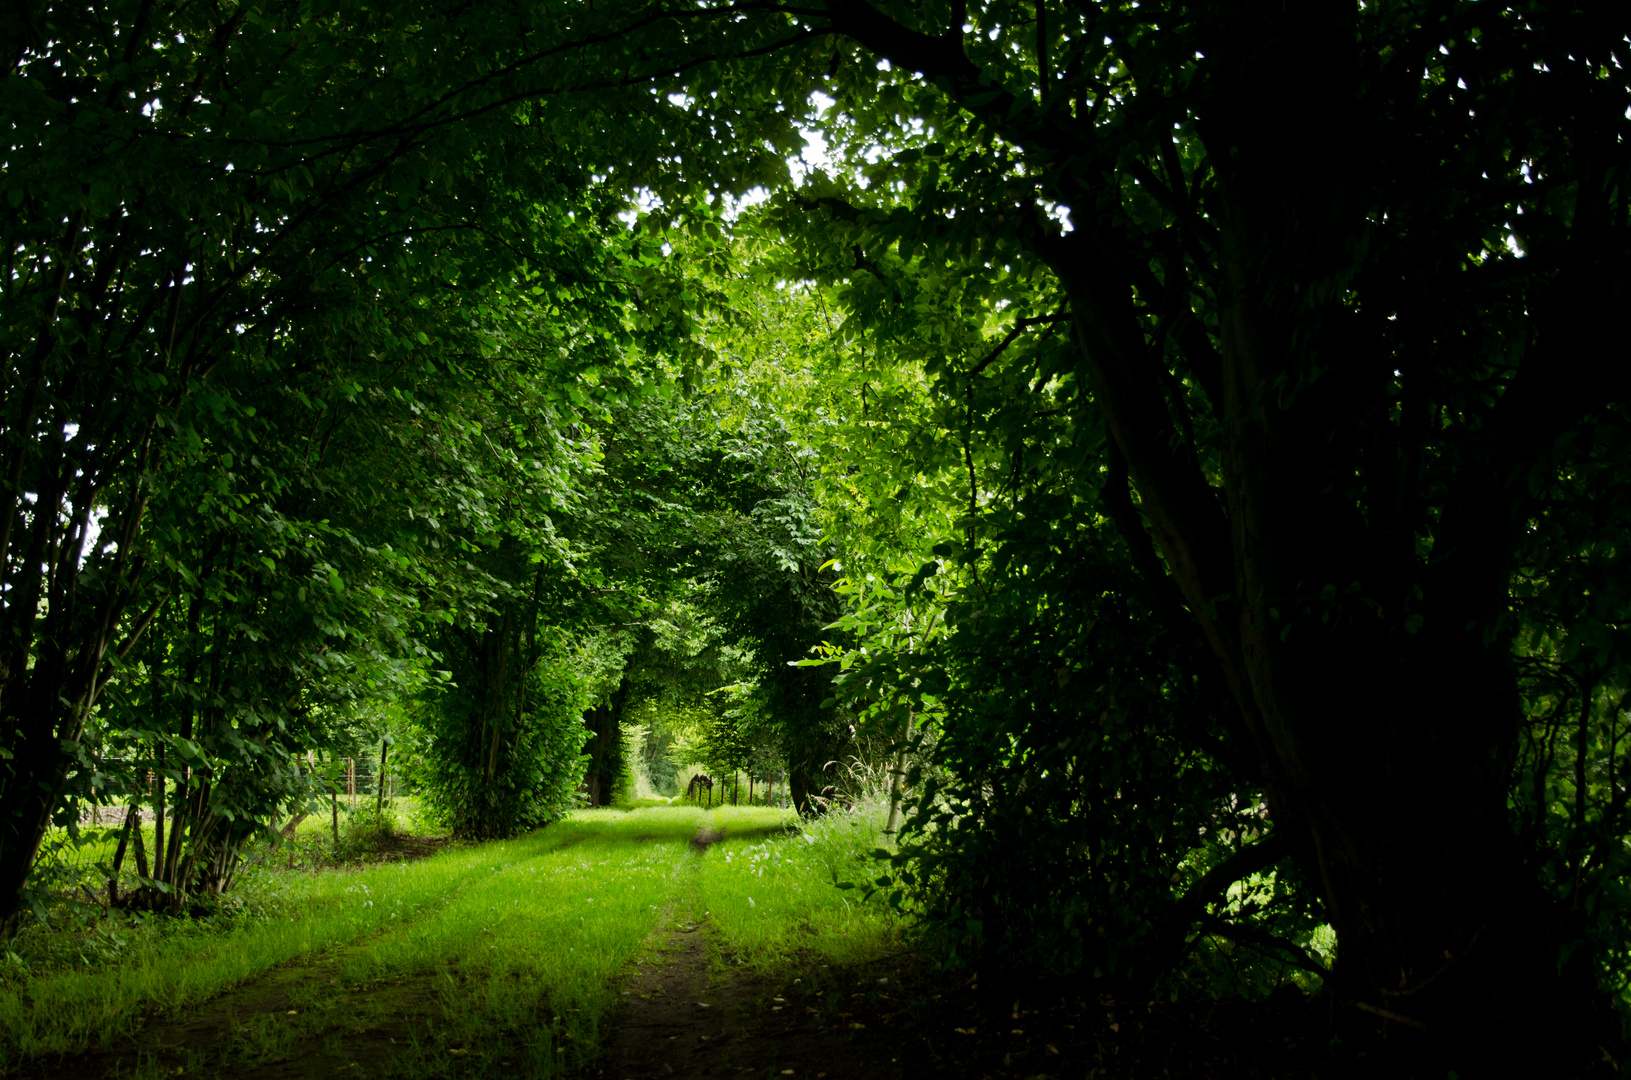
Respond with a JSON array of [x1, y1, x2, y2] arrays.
[[1173, 831, 1289, 926], [1199, 913, 1330, 977]]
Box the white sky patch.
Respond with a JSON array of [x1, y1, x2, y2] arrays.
[[789, 91, 837, 187], [720, 187, 772, 221], [789, 128, 832, 186], [79, 506, 109, 567], [618, 187, 662, 230]]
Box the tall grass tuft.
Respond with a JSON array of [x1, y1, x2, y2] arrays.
[[699, 799, 902, 971]]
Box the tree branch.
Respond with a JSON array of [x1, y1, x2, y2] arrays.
[[1172, 831, 1289, 927], [966, 310, 1068, 379], [1200, 913, 1329, 977]]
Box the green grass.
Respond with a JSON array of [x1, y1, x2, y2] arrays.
[[1, 804, 902, 1077], [699, 802, 901, 971]]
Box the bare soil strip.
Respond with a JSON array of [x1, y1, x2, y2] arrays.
[[584, 825, 909, 1080], [584, 923, 928, 1080]]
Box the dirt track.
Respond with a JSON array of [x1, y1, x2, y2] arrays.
[[587, 826, 911, 1080], [11, 822, 1378, 1080]]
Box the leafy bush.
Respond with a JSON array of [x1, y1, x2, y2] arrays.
[[416, 627, 591, 839], [832, 521, 1319, 991]]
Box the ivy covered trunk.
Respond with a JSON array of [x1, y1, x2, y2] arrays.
[[423, 602, 544, 837]]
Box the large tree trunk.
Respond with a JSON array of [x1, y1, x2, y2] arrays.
[[0, 641, 110, 936], [1056, 233, 1607, 1066], [812, 0, 1622, 1064], [0, 473, 153, 935], [780, 662, 837, 816], [1257, 628, 1594, 1061], [581, 677, 627, 809], [0, 731, 61, 937]]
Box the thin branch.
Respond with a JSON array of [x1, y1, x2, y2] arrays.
[[1172, 832, 1289, 926], [1200, 914, 1330, 977], [1352, 1000, 1429, 1031], [235, 14, 817, 162], [966, 310, 1069, 379]]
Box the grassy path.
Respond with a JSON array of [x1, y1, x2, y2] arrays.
[[0, 806, 901, 1080], [3, 806, 1361, 1079]]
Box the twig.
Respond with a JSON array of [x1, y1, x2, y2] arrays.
[[967, 310, 1069, 379], [1353, 1000, 1429, 1031], [1380, 924, 1486, 1000]]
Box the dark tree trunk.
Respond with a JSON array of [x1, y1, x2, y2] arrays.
[[582, 676, 628, 809], [0, 424, 153, 935], [1050, 219, 1609, 1069], [1053, 246, 1607, 1065], [780, 662, 838, 816], [1245, 617, 1588, 1059], [0, 614, 119, 934], [0, 742, 58, 937]]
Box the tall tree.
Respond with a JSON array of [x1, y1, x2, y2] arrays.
[[0, 0, 799, 930], [755, 0, 1630, 1062]]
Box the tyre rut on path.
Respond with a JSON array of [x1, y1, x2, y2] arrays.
[[582, 824, 910, 1080], [13, 820, 919, 1080]]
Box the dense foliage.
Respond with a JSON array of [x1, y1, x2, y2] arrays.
[[737, 6, 1631, 1072], [4, 1, 1628, 1074]]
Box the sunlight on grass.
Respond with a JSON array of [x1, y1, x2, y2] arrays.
[[0, 819, 611, 1067], [699, 803, 901, 971], [1, 805, 904, 1077]]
